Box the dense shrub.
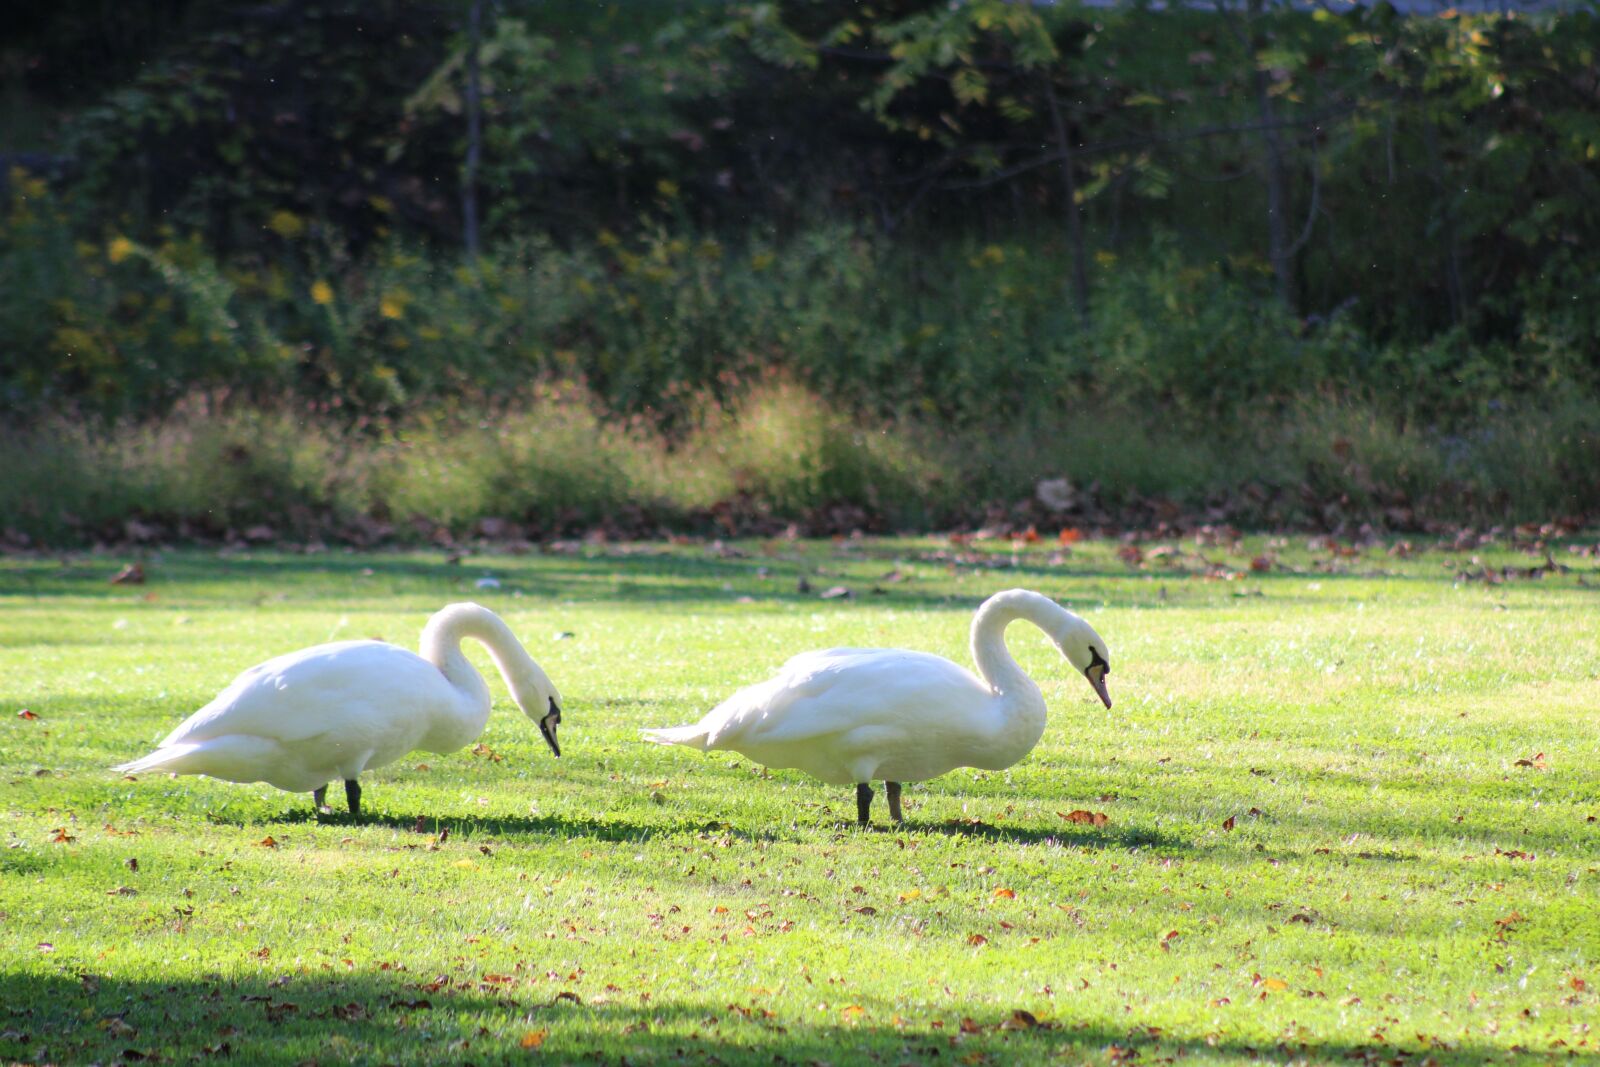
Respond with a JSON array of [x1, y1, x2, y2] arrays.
[[9, 170, 1588, 431]]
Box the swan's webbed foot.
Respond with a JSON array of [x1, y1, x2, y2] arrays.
[[344, 779, 362, 819], [855, 782, 873, 827], [886, 781, 904, 824], [313, 785, 332, 816]]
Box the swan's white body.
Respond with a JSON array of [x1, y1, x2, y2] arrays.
[[114, 603, 561, 798], [645, 589, 1111, 790]]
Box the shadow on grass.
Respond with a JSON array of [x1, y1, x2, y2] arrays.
[[925, 817, 1187, 851], [0, 970, 1536, 1067], [0, 544, 1404, 612], [198, 799, 1185, 852], [237, 805, 767, 844]]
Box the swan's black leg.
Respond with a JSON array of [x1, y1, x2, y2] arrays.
[[886, 781, 904, 824], [344, 779, 362, 818], [313, 785, 329, 814], [855, 782, 873, 826]]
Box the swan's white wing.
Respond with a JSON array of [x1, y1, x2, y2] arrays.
[[703, 648, 991, 750], [161, 640, 449, 748]]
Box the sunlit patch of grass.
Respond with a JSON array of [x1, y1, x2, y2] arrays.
[[1, 537, 1597, 1064]]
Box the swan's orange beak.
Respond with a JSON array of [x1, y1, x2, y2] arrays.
[[1085, 666, 1112, 710]]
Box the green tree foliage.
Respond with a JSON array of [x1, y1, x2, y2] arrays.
[[1, 0, 1597, 422]]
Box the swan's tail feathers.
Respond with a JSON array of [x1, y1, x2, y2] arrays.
[[641, 724, 712, 750], [113, 743, 211, 776], [113, 736, 281, 782]]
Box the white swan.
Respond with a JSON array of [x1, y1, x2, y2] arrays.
[[645, 589, 1111, 825], [114, 603, 562, 817]]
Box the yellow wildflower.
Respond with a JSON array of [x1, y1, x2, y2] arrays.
[[267, 210, 305, 239], [108, 236, 135, 264], [310, 280, 335, 305], [656, 179, 679, 199], [966, 244, 1004, 267], [379, 294, 404, 320]]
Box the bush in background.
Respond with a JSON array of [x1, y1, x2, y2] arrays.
[[5, 380, 1599, 547]]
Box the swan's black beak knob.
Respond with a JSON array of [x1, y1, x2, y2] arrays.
[[539, 697, 562, 757]]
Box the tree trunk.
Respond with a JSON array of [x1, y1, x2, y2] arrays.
[[1044, 75, 1091, 327], [1423, 119, 1465, 327], [1246, 0, 1293, 314], [462, 0, 483, 260]]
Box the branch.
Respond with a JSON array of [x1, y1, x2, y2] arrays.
[[884, 156, 956, 234], [1285, 146, 1322, 258], [931, 101, 1359, 191]]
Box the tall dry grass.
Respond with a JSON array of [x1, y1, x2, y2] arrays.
[[3, 381, 1598, 545]]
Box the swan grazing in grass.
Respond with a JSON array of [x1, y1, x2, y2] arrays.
[[114, 603, 562, 818], [645, 589, 1111, 826]]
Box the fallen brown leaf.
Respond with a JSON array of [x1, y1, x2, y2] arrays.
[[110, 563, 146, 585], [1057, 809, 1109, 827], [519, 1028, 548, 1049]]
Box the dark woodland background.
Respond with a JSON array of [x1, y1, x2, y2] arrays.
[[3, 0, 1598, 543]]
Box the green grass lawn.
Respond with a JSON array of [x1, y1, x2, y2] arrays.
[[2, 535, 1597, 1065]]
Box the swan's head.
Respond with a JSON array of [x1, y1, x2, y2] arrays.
[[1053, 613, 1112, 710]]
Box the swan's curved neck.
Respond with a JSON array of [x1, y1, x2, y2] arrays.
[[969, 590, 1063, 697], [419, 604, 553, 724]]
